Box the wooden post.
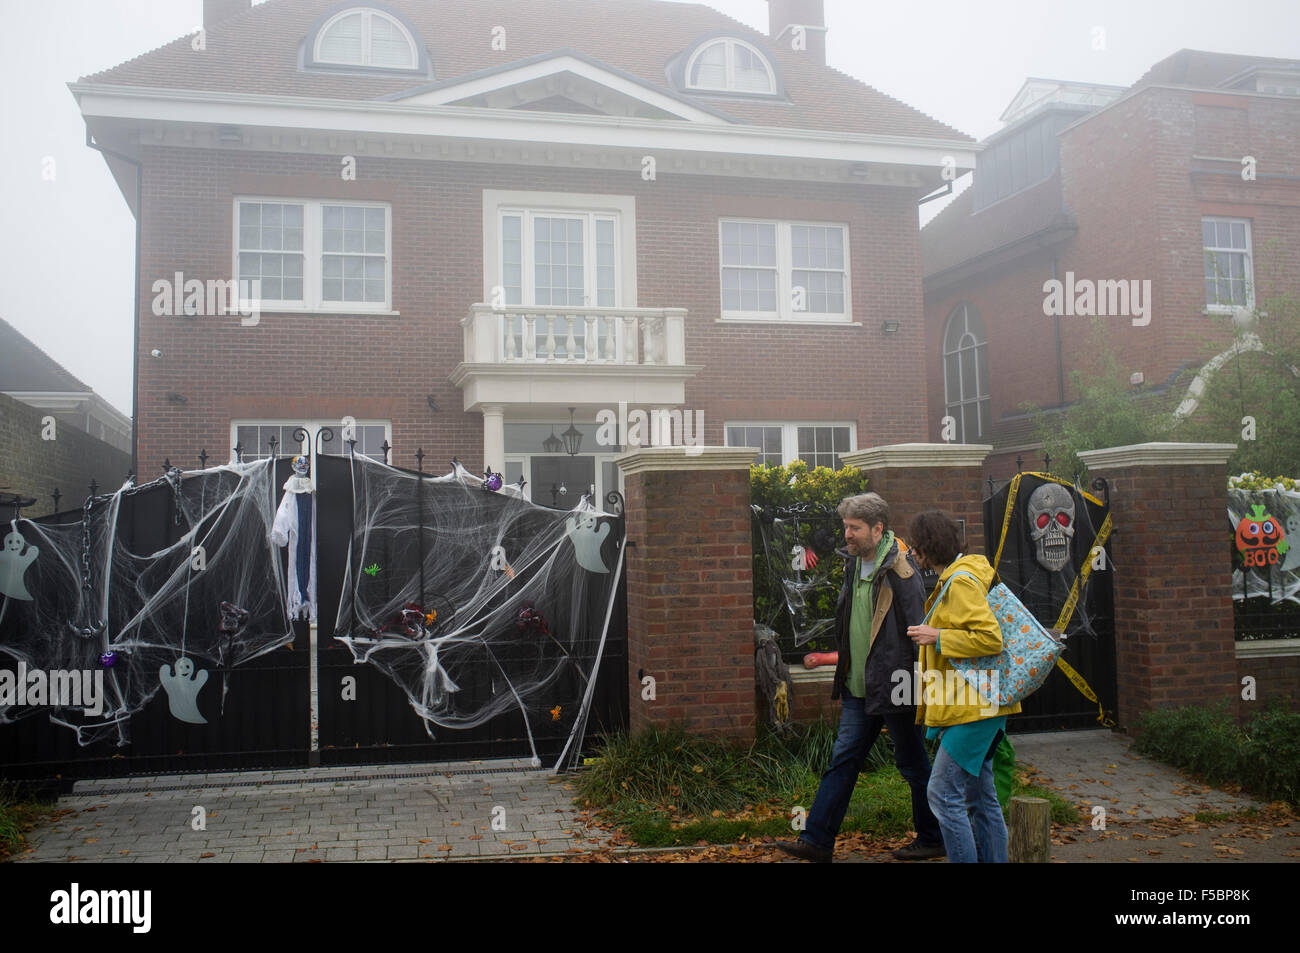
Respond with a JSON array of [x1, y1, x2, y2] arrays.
[[1008, 796, 1051, 863]]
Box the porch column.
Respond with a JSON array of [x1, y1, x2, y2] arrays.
[[481, 404, 505, 473]]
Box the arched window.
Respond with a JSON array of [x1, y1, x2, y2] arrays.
[[943, 303, 990, 443], [313, 7, 417, 70], [685, 38, 776, 94]]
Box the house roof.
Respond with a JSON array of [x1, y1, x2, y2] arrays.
[[78, 0, 971, 142], [0, 317, 93, 394], [1131, 48, 1300, 91]]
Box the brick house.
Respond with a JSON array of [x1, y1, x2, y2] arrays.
[[921, 51, 1300, 479], [72, 0, 973, 501]]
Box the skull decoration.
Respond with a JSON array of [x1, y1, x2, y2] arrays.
[[1026, 483, 1075, 572]]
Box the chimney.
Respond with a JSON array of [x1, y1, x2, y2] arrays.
[[204, 0, 252, 32], [767, 0, 827, 66]]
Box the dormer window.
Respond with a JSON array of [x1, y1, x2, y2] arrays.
[[685, 38, 776, 94], [311, 7, 419, 70]]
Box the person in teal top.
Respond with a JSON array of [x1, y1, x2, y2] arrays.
[[906, 509, 1020, 863]]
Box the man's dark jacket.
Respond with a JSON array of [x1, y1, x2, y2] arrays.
[[830, 537, 926, 712]]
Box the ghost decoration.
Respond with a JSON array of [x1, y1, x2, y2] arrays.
[[1026, 483, 1075, 572], [565, 513, 610, 573], [0, 528, 38, 601], [1283, 515, 1300, 572], [159, 656, 208, 724]]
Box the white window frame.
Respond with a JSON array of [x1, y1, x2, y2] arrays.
[[313, 8, 418, 70], [482, 190, 637, 307], [942, 303, 989, 444], [1202, 216, 1255, 314], [718, 219, 851, 323], [724, 421, 857, 469], [231, 419, 393, 468], [498, 209, 622, 308], [685, 38, 776, 94], [233, 197, 394, 314]]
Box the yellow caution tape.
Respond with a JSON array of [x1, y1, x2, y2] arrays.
[[992, 472, 1113, 726]]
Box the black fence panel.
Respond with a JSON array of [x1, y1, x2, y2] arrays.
[[314, 454, 627, 768], [1, 461, 310, 784], [983, 475, 1118, 732]]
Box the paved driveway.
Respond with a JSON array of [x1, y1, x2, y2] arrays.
[[13, 759, 608, 863]]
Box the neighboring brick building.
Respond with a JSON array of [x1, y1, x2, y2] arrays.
[[921, 52, 1300, 479], [73, 0, 974, 501], [0, 319, 132, 513]]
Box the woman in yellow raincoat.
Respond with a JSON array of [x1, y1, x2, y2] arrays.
[[906, 510, 1020, 863]]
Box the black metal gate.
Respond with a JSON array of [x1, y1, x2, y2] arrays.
[[983, 473, 1118, 731], [1, 451, 627, 783]]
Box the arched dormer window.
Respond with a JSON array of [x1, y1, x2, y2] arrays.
[[943, 303, 990, 443], [308, 6, 424, 72], [685, 38, 776, 94]]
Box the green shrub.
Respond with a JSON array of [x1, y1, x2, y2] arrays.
[[1133, 703, 1300, 805], [750, 460, 869, 652], [1240, 707, 1300, 804]]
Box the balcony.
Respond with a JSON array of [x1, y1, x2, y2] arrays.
[[452, 303, 701, 410]]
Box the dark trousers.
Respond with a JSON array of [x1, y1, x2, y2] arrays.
[[801, 696, 944, 850]]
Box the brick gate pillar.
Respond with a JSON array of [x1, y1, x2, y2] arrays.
[[615, 446, 756, 741], [840, 443, 993, 554], [1077, 442, 1238, 730]]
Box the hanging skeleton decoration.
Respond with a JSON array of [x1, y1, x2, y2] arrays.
[[1026, 483, 1075, 572]]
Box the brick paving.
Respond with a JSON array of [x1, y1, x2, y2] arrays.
[[1011, 729, 1265, 820], [14, 759, 609, 863]]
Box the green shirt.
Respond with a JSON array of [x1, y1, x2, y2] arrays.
[[846, 531, 893, 698]]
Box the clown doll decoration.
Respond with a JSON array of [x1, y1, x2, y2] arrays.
[[272, 454, 317, 621]]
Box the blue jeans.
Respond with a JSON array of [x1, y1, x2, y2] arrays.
[[801, 696, 943, 850], [926, 738, 1008, 863]]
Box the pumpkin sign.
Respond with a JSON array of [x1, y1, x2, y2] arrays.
[[1235, 504, 1290, 568]]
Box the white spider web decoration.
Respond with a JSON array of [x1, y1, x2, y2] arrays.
[[0, 460, 294, 745], [331, 456, 625, 771]]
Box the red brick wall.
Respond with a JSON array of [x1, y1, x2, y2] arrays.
[[923, 87, 1300, 471], [856, 465, 987, 556], [623, 465, 755, 739], [1236, 653, 1300, 716], [135, 146, 929, 468], [1090, 461, 1238, 730]]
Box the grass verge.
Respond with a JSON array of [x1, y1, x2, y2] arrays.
[[578, 722, 1076, 847], [0, 781, 57, 861]]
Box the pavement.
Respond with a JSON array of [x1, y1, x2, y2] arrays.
[[9, 728, 1297, 862], [1009, 729, 1299, 863], [11, 758, 610, 863]]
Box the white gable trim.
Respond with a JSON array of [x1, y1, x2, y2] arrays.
[[388, 55, 727, 123], [72, 84, 977, 174]]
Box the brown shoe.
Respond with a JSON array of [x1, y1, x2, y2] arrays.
[[892, 838, 946, 860], [775, 839, 832, 863]]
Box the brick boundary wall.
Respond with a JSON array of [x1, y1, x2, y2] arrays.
[[0, 392, 132, 512], [616, 446, 756, 740], [1079, 443, 1239, 731], [1236, 645, 1300, 716], [841, 443, 992, 555]]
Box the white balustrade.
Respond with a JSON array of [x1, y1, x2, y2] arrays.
[[464, 304, 688, 367]]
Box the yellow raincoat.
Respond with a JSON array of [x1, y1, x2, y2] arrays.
[[915, 554, 1022, 728]]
